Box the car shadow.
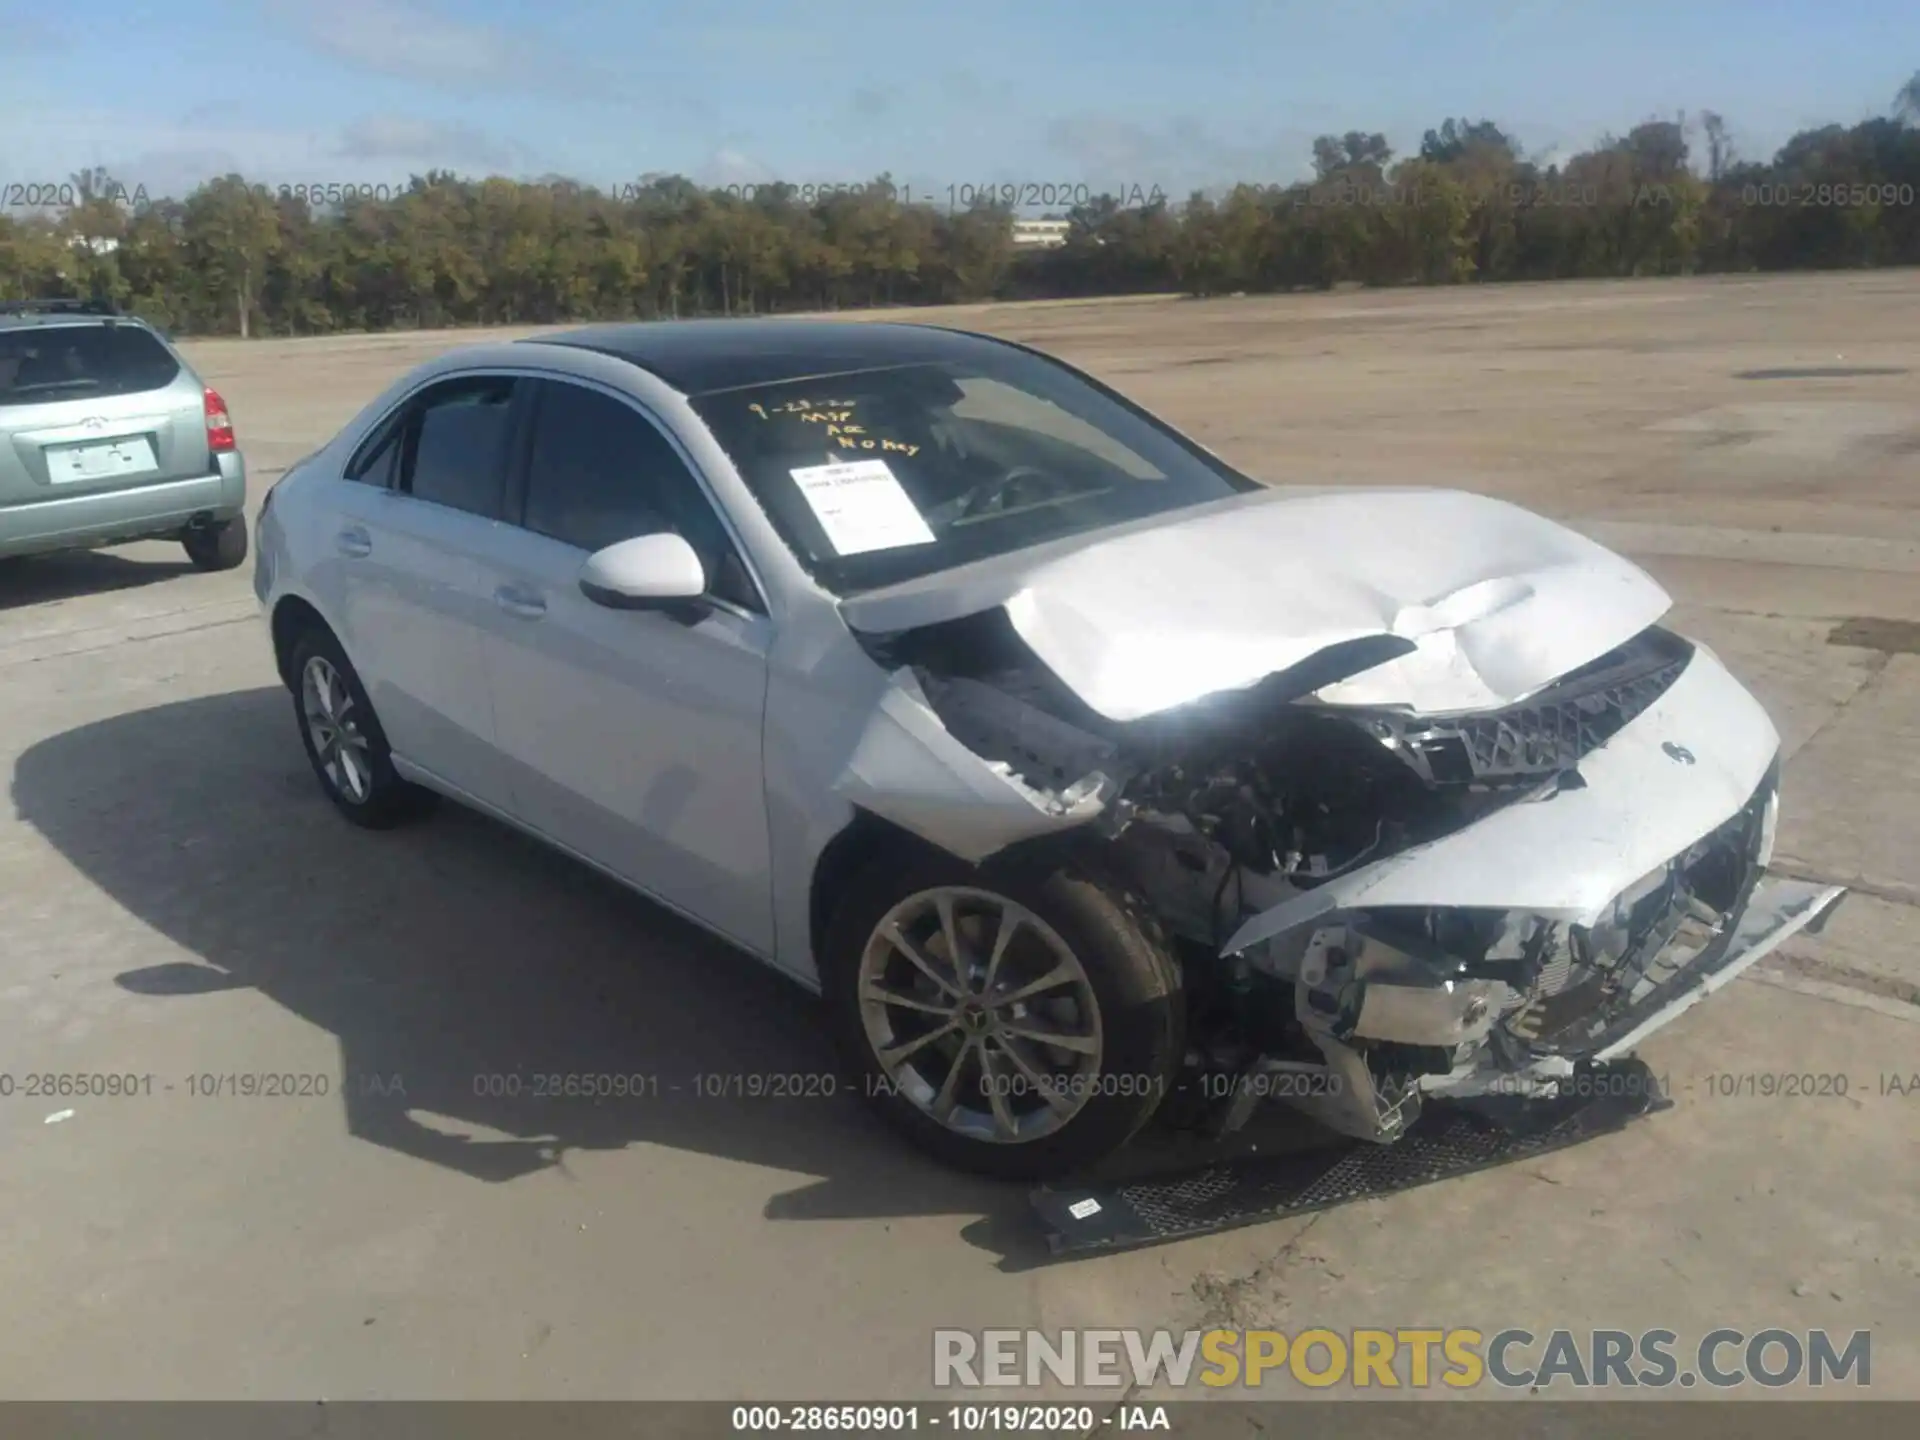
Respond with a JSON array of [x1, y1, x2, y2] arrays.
[[11, 685, 1076, 1263], [14, 685, 1340, 1269], [0, 548, 196, 608]]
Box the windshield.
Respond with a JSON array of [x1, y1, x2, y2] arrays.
[[0, 322, 181, 407], [688, 346, 1255, 594]]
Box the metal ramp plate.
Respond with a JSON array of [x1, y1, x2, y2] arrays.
[[1032, 1058, 1669, 1255]]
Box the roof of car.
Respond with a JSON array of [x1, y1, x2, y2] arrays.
[[0, 313, 130, 332], [0, 299, 132, 331], [525, 319, 1017, 395]]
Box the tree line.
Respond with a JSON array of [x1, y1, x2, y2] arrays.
[[5, 85, 1920, 338]]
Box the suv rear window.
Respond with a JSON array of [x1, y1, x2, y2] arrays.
[[0, 323, 182, 407]]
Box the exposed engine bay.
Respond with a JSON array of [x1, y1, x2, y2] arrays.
[[851, 607, 1840, 1147]]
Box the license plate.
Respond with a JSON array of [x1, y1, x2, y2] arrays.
[[46, 437, 158, 484]]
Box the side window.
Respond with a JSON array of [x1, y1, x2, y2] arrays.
[[345, 419, 402, 488], [399, 375, 517, 518], [522, 381, 760, 610]]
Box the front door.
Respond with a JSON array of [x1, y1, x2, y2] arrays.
[[479, 377, 776, 954]]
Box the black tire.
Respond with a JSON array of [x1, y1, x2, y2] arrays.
[[183, 516, 249, 571], [286, 624, 432, 829], [822, 847, 1185, 1182]]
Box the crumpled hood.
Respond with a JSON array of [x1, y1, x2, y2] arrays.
[[839, 486, 1672, 722]]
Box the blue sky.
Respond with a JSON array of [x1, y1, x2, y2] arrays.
[[5, 0, 1918, 205]]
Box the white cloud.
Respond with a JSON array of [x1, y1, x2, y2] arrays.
[[0, 105, 537, 200], [272, 0, 518, 88], [697, 147, 778, 187], [264, 0, 712, 123], [336, 116, 523, 173], [1042, 114, 1318, 193], [6, 13, 68, 51], [0, 109, 331, 196], [939, 71, 1012, 106], [849, 87, 894, 120]]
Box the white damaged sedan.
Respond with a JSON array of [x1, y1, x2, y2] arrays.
[[254, 319, 1846, 1185]]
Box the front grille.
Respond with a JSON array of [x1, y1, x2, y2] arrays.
[[1516, 763, 1777, 1058], [1349, 627, 1694, 785]]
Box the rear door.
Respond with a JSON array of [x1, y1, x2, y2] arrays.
[[323, 373, 525, 809], [0, 321, 211, 509]]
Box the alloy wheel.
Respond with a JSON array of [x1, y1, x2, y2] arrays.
[[857, 886, 1105, 1144], [300, 653, 374, 804]]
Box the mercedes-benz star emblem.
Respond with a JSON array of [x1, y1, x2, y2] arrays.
[[1663, 741, 1696, 765]]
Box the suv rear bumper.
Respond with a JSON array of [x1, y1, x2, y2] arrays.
[[0, 451, 247, 559]]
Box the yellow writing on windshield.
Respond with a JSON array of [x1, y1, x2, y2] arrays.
[[748, 398, 860, 420], [832, 436, 920, 457]]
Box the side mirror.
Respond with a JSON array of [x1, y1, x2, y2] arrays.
[[578, 532, 708, 611]]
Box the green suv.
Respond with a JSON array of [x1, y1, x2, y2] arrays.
[[0, 299, 248, 569]]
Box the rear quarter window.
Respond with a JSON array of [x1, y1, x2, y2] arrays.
[[0, 323, 182, 407], [401, 376, 517, 518]]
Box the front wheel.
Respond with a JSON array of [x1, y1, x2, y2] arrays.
[[822, 851, 1185, 1181], [288, 627, 432, 829]]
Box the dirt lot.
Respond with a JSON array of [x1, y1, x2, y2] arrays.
[[1, 273, 1916, 1403]]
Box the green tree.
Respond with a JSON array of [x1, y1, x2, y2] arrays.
[[182, 176, 284, 336], [7, 95, 1919, 334], [1896, 70, 1920, 124]]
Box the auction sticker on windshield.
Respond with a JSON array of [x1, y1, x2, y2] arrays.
[[790, 458, 936, 556]]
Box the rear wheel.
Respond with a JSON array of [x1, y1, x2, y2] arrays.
[[287, 626, 431, 829], [823, 850, 1184, 1181], [182, 516, 248, 571]]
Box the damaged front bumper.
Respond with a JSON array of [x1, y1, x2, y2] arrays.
[[1199, 643, 1850, 1146], [1219, 868, 1846, 1146], [1032, 658, 1846, 1253], [1031, 877, 1843, 1257]]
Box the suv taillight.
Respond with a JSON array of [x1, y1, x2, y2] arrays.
[[204, 387, 236, 452]]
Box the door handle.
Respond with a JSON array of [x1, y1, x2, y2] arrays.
[[494, 585, 547, 620], [335, 526, 372, 558]]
